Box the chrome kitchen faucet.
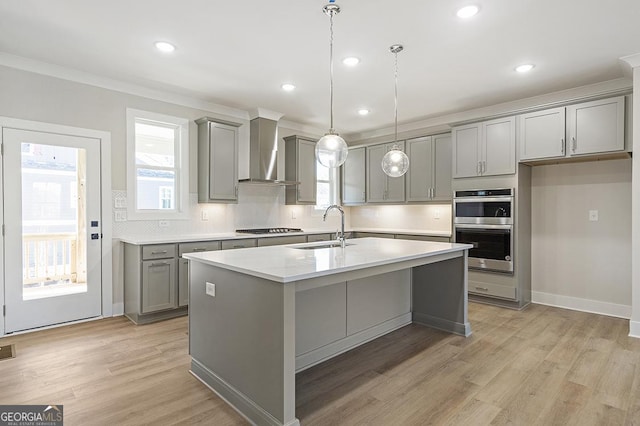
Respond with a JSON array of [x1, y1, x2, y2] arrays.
[[323, 204, 346, 248]]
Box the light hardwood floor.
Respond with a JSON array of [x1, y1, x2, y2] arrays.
[[1, 302, 640, 425]]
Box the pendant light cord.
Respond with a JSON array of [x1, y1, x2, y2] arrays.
[[329, 9, 335, 133], [394, 50, 398, 145]]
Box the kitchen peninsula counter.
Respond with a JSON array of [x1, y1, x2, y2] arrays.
[[184, 237, 471, 426]]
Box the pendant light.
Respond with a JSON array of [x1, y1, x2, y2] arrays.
[[315, 0, 349, 168], [382, 44, 409, 178]]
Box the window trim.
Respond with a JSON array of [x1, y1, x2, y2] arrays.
[[315, 162, 339, 212], [126, 108, 189, 220]]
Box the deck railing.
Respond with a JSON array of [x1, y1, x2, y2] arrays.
[[22, 233, 77, 285]]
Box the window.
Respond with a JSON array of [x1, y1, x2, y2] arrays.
[[315, 160, 338, 210], [126, 109, 189, 219]]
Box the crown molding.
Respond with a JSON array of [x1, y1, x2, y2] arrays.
[[0, 51, 250, 121]]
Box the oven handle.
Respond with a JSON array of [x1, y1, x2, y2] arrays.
[[455, 224, 512, 231], [453, 196, 513, 203]]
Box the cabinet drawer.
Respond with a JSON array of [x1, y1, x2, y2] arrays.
[[307, 233, 332, 243], [468, 281, 516, 300], [353, 232, 394, 239], [257, 235, 306, 247], [221, 239, 258, 250], [142, 244, 176, 260], [179, 241, 221, 256], [394, 234, 450, 243]]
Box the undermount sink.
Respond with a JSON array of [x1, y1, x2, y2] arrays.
[[294, 242, 353, 250]]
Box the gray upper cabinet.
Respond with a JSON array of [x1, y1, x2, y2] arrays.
[[284, 135, 317, 205], [406, 134, 452, 202], [196, 118, 240, 203], [341, 146, 366, 205], [452, 117, 515, 178], [518, 96, 626, 163], [519, 107, 566, 161], [567, 96, 625, 156], [366, 142, 405, 203]]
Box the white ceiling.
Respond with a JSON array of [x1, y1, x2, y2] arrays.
[[1, 0, 638, 137]]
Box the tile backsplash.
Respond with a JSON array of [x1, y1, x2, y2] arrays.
[[112, 185, 349, 238]]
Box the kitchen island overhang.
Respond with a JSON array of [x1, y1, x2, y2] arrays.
[[184, 237, 472, 426]]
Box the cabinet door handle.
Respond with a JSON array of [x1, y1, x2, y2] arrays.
[[362, 191, 366, 202], [477, 161, 481, 175], [474, 286, 489, 292], [151, 250, 168, 255], [235, 185, 238, 196], [572, 137, 577, 153], [561, 138, 565, 155], [150, 262, 170, 267], [483, 161, 486, 174]]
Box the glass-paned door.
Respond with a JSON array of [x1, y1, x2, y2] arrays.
[[3, 128, 102, 333]]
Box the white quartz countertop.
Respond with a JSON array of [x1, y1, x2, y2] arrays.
[[117, 228, 451, 245], [184, 237, 470, 283]]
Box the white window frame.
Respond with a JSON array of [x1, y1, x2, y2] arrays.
[[315, 161, 339, 211], [126, 108, 189, 220]]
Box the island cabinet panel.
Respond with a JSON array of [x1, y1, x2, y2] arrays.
[[346, 270, 411, 336], [295, 282, 347, 356]]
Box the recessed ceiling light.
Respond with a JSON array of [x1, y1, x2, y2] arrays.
[[358, 109, 370, 116], [515, 63, 535, 73], [343, 57, 360, 67], [154, 41, 176, 53], [281, 83, 296, 92], [456, 5, 479, 19]]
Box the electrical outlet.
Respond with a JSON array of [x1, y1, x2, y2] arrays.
[[589, 210, 599, 221], [291, 210, 297, 220], [433, 209, 440, 220], [201, 210, 209, 221], [114, 211, 127, 222], [159, 220, 169, 227], [206, 282, 216, 297], [114, 197, 127, 209]]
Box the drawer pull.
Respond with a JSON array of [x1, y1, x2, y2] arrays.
[[150, 262, 170, 267], [233, 245, 244, 248], [192, 248, 207, 252], [151, 250, 168, 255], [474, 286, 489, 292]]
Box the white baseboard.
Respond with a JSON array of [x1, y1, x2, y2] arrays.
[[111, 302, 124, 316], [629, 321, 640, 338], [532, 291, 631, 319]]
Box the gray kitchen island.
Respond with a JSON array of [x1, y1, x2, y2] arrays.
[[184, 237, 471, 426]]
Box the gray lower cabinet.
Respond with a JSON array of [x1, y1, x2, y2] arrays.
[[394, 234, 450, 243], [307, 233, 332, 242], [221, 238, 258, 250], [196, 117, 240, 203], [257, 235, 306, 247], [178, 241, 221, 307], [124, 243, 184, 324], [353, 232, 395, 239]]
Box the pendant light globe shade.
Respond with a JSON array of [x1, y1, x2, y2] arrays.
[[381, 145, 409, 177], [316, 133, 348, 168]]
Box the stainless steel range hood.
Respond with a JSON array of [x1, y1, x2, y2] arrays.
[[238, 113, 300, 185]]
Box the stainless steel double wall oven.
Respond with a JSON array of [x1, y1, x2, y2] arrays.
[[453, 188, 514, 274]]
